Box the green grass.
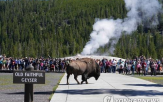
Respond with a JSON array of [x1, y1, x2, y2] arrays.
[[134, 76, 163, 85], [49, 73, 65, 101], [0, 74, 24, 90]]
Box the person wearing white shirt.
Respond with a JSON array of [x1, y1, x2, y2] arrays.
[[112, 59, 117, 73]]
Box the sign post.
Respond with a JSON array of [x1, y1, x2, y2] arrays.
[[13, 64, 45, 102], [25, 83, 33, 102], [25, 64, 34, 102]]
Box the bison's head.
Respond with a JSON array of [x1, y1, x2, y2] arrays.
[[95, 63, 100, 80], [95, 74, 100, 80]]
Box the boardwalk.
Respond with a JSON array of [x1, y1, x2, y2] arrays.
[[50, 73, 163, 102]]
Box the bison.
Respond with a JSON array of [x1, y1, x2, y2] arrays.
[[66, 58, 100, 84]]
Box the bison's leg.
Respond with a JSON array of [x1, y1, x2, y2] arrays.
[[86, 80, 88, 84], [74, 75, 80, 84], [67, 74, 70, 85], [81, 80, 84, 84], [81, 80, 88, 84], [81, 75, 85, 84], [81, 74, 87, 84]]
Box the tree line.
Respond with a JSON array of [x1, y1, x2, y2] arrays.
[[0, 0, 163, 59]]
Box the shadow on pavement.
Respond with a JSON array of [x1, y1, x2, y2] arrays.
[[125, 84, 163, 87], [59, 84, 78, 85], [5, 91, 53, 95], [55, 89, 163, 96], [59, 83, 94, 85]]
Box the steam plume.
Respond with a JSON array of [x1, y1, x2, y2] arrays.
[[81, 0, 162, 55]]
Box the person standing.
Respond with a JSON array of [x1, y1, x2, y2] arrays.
[[32, 59, 37, 70], [2, 58, 6, 70], [127, 61, 132, 75], [11, 58, 15, 70], [124, 61, 127, 74], [18, 59, 22, 70], [131, 59, 136, 75], [150, 60, 155, 76], [137, 62, 141, 76], [154, 62, 158, 76], [44, 62, 48, 72], [142, 60, 147, 76], [157, 60, 161, 74], [119, 61, 124, 74], [112, 59, 117, 73], [108, 59, 112, 73], [146, 59, 150, 75], [55, 59, 59, 72], [117, 61, 121, 74], [99, 61, 103, 73], [50, 64, 55, 72], [24, 57, 29, 68], [7, 58, 10, 70], [102, 58, 107, 73], [40, 61, 44, 70], [105, 59, 109, 73], [21, 59, 25, 70], [59, 59, 62, 72], [0, 57, 3, 70], [61, 60, 65, 72], [14, 59, 18, 70]]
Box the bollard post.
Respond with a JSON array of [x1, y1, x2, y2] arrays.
[[24, 64, 34, 102]]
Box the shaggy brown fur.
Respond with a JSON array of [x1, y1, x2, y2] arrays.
[[66, 58, 100, 84]]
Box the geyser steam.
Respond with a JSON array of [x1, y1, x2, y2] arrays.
[[81, 0, 162, 55]]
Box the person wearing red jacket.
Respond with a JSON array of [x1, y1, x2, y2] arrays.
[[142, 60, 147, 76], [106, 59, 112, 73], [137, 62, 141, 76], [99, 61, 103, 73]]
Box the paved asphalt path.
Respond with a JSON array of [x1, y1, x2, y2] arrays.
[[50, 73, 163, 102], [0, 73, 64, 102]]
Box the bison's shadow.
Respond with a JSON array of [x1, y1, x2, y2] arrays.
[[55, 89, 163, 96]]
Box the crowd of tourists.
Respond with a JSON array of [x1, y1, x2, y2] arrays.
[[0, 55, 162, 75], [98, 56, 163, 76], [0, 55, 69, 72]]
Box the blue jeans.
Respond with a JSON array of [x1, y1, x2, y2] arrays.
[[143, 68, 148, 75], [132, 68, 135, 75], [101, 66, 103, 73], [112, 66, 116, 73]]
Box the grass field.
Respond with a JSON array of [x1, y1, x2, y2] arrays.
[[0, 73, 64, 102], [134, 76, 163, 85]]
